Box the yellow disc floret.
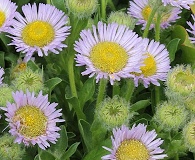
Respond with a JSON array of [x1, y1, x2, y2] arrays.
[[141, 53, 157, 77], [116, 139, 149, 160], [22, 21, 55, 47], [90, 42, 128, 73], [0, 11, 5, 27], [142, 6, 152, 20], [13, 105, 47, 138]]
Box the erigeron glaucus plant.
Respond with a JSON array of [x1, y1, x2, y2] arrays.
[[0, 0, 195, 159]]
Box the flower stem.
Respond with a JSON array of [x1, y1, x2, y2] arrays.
[[154, 13, 162, 106], [100, 0, 108, 20], [125, 79, 135, 102], [68, 55, 78, 98], [155, 13, 161, 42], [96, 79, 107, 108], [46, 0, 50, 4], [112, 82, 120, 97], [142, 5, 158, 38], [174, 154, 179, 160]]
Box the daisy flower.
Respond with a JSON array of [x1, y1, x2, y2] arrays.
[[128, 0, 181, 30], [162, 0, 195, 9], [1, 90, 65, 149], [131, 38, 171, 88], [8, 3, 71, 61], [0, 0, 17, 33], [74, 22, 143, 85], [187, 14, 195, 43], [102, 124, 167, 160]]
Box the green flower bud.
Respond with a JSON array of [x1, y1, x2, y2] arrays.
[[108, 11, 137, 30], [165, 65, 195, 98], [95, 96, 135, 130], [0, 134, 25, 160], [183, 120, 195, 152], [154, 101, 188, 131], [0, 84, 14, 107], [12, 68, 44, 93], [65, 0, 98, 19]]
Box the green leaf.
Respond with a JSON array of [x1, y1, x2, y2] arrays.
[[167, 38, 180, 62], [83, 139, 112, 160], [130, 100, 150, 112], [27, 60, 40, 71], [48, 125, 68, 159], [180, 45, 195, 64], [78, 77, 95, 108], [36, 150, 56, 160], [90, 119, 107, 147], [51, 0, 67, 12], [0, 51, 5, 68], [60, 142, 80, 160], [78, 119, 92, 152], [45, 77, 62, 96], [65, 96, 86, 120]]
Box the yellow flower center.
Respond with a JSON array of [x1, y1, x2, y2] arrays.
[[0, 11, 5, 27], [175, 72, 195, 86], [18, 62, 27, 71], [22, 21, 55, 47], [142, 6, 152, 20], [116, 139, 149, 160], [141, 53, 157, 77], [13, 105, 47, 138], [90, 42, 128, 73]]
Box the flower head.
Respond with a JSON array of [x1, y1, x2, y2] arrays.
[[8, 3, 70, 61], [0, 134, 25, 160], [128, 0, 181, 30], [75, 22, 143, 85], [187, 14, 195, 44], [108, 11, 137, 30], [131, 38, 171, 88], [0, 84, 14, 107], [165, 65, 195, 97], [1, 90, 65, 149], [102, 124, 167, 160], [0, 0, 17, 33], [154, 101, 188, 131], [183, 120, 195, 152], [95, 96, 135, 129], [12, 68, 44, 93], [65, 0, 98, 19], [162, 0, 195, 9]]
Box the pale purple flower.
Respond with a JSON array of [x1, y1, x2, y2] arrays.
[[0, 0, 17, 33], [1, 90, 65, 150], [162, 0, 195, 9], [74, 22, 143, 85], [128, 0, 181, 30], [187, 14, 195, 43], [131, 38, 171, 88], [8, 3, 71, 61], [102, 124, 167, 160]]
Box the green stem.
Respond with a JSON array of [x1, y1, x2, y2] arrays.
[[68, 55, 78, 98], [142, 5, 158, 38], [174, 153, 179, 160], [96, 79, 107, 108], [46, 0, 50, 4], [125, 79, 135, 102], [153, 13, 162, 106], [155, 13, 161, 42], [100, 0, 108, 20], [193, 153, 195, 160], [112, 82, 120, 97], [107, 0, 116, 11]]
